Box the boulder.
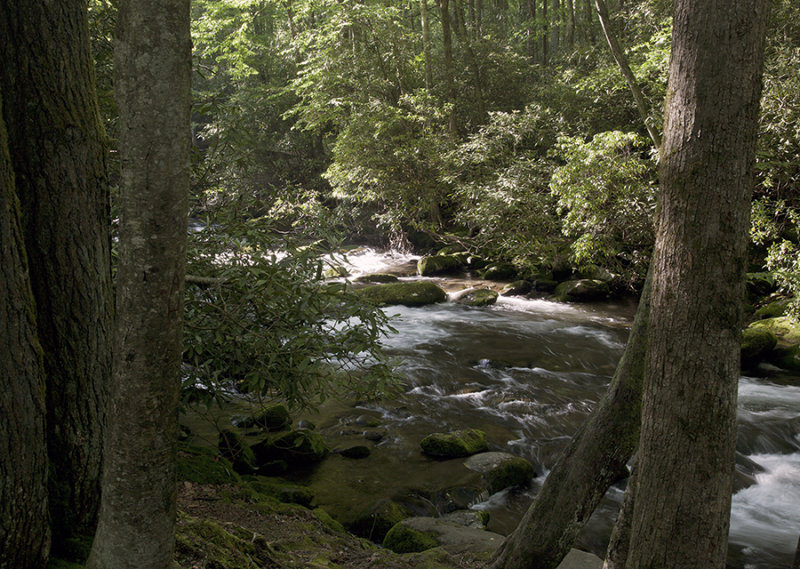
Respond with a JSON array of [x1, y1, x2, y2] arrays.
[[339, 445, 371, 459], [386, 517, 505, 555], [356, 281, 447, 307], [480, 263, 518, 280], [235, 404, 291, 432], [417, 254, 465, 276], [218, 429, 257, 474], [501, 280, 533, 296], [740, 327, 778, 367], [748, 316, 800, 347], [382, 523, 439, 553], [464, 451, 537, 494], [773, 344, 800, 372], [251, 428, 329, 468], [421, 429, 488, 459], [746, 272, 778, 299], [347, 500, 409, 542], [353, 273, 399, 283], [454, 288, 499, 307], [554, 279, 610, 302], [753, 298, 790, 320]]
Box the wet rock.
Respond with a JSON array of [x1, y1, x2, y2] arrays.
[[734, 452, 766, 492], [421, 429, 489, 459], [235, 404, 291, 432], [382, 522, 439, 553], [773, 344, 800, 372], [741, 327, 778, 367], [251, 428, 329, 468], [339, 445, 371, 459], [218, 429, 257, 474], [356, 281, 447, 307], [354, 414, 382, 427], [362, 429, 387, 442], [354, 273, 399, 283], [323, 265, 349, 279], [501, 280, 533, 296], [464, 451, 537, 494], [417, 254, 465, 276], [454, 287, 499, 307], [554, 279, 610, 302], [433, 485, 488, 513], [388, 517, 505, 555], [480, 263, 518, 280], [441, 509, 489, 529]]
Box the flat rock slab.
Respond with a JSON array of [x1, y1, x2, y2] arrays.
[[557, 548, 603, 569]]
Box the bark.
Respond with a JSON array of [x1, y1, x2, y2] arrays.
[[488, 269, 651, 569], [0, 95, 50, 569], [542, 0, 549, 65], [421, 0, 434, 89], [624, 1, 769, 567], [86, 0, 191, 567], [0, 0, 112, 544], [595, 0, 661, 149], [453, 0, 486, 117]]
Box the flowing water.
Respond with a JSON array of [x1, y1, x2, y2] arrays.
[[325, 247, 800, 569]]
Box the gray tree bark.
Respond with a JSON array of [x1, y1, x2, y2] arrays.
[[86, 0, 191, 567], [0, 0, 113, 545], [623, 1, 769, 567], [0, 95, 50, 569]]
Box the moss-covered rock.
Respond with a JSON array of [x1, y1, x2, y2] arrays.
[[748, 316, 800, 347], [218, 429, 257, 474], [753, 299, 790, 320], [773, 344, 800, 371], [383, 522, 439, 553], [339, 445, 372, 459], [347, 500, 409, 542], [313, 507, 346, 532], [484, 457, 536, 494], [177, 444, 241, 484], [554, 279, 610, 302], [236, 404, 291, 432], [323, 265, 349, 279], [479, 263, 517, 280], [454, 288, 499, 307], [356, 281, 446, 307], [354, 273, 400, 283], [251, 428, 329, 468], [417, 254, 465, 276], [175, 515, 276, 569], [420, 429, 488, 459], [741, 327, 778, 367], [501, 280, 533, 296]]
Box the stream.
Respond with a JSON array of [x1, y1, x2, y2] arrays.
[[316, 247, 800, 569]]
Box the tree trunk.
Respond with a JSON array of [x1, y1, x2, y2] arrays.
[[0, 0, 113, 546], [542, 0, 549, 65], [440, 0, 458, 135], [453, 0, 486, 118], [488, 270, 651, 569], [86, 0, 191, 567], [623, 1, 769, 567], [421, 0, 434, 89], [0, 96, 50, 569]]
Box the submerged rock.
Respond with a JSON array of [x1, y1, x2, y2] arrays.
[[357, 281, 447, 307], [554, 279, 610, 302], [420, 429, 489, 459], [454, 288, 499, 307]]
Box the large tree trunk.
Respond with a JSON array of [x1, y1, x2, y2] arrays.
[[622, 1, 769, 567], [421, 0, 434, 89], [440, 0, 458, 135], [488, 270, 651, 569], [86, 0, 191, 567], [0, 96, 51, 569], [0, 0, 113, 546]]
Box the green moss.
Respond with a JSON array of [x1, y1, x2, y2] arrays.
[[354, 273, 399, 283], [252, 428, 329, 467], [420, 429, 488, 459], [177, 444, 240, 484], [417, 254, 464, 276], [753, 299, 790, 320], [741, 327, 778, 366], [773, 344, 800, 371], [236, 404, 291, 431], [554, 279, 610, 302], [176, 516, 273, 569], [479, 263, 517, 280], [749, 317, 800, 347], [382, 523, 439, 554], [356, 281, 446, 307], [485, 457, 535, 494], [347, 500, 409, 542], [313, 507, 347, 532], [218, 429, 257, 474], [454, 288, 498, 307]]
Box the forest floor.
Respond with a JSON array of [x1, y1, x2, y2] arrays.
[[175, 481, 489, 569]]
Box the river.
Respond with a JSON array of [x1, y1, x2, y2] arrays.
[[323, 247, 800, 569]]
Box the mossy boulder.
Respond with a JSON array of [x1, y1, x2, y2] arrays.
[[251, 428, 329, 468], [753, 299, 790, 320], [463, 451, 537, 494], [177, 444, 240, 484], [347, 500, 409, 542], [236, 404, 291, 432], [740, 327, 778, 367], [554, 279, 610, 302], [356, 281, 446, 307], [454, 288, 499, 307], [218, 429, 257, 474], [420, 429, 488, 459], [748, 316, 800, 347], [773, 344, 800, 371], [417, 254, 465, 276], [323, 265, 349, 279], [501, 280, 533, 296], [479, 263, 517, 280], [383, 522, 439, 553], [339, 445, 371, 459], [354, 273, 399, 283]]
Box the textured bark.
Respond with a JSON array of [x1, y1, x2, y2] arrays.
[[421, 0, 434, 89], [0, 95, 50, 569], [625, 1, 769, 567], [86, 0, 191, 566], [440, 0, 458, 135], [488, 271, 650, 569], [0, 0, 112, 543]]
